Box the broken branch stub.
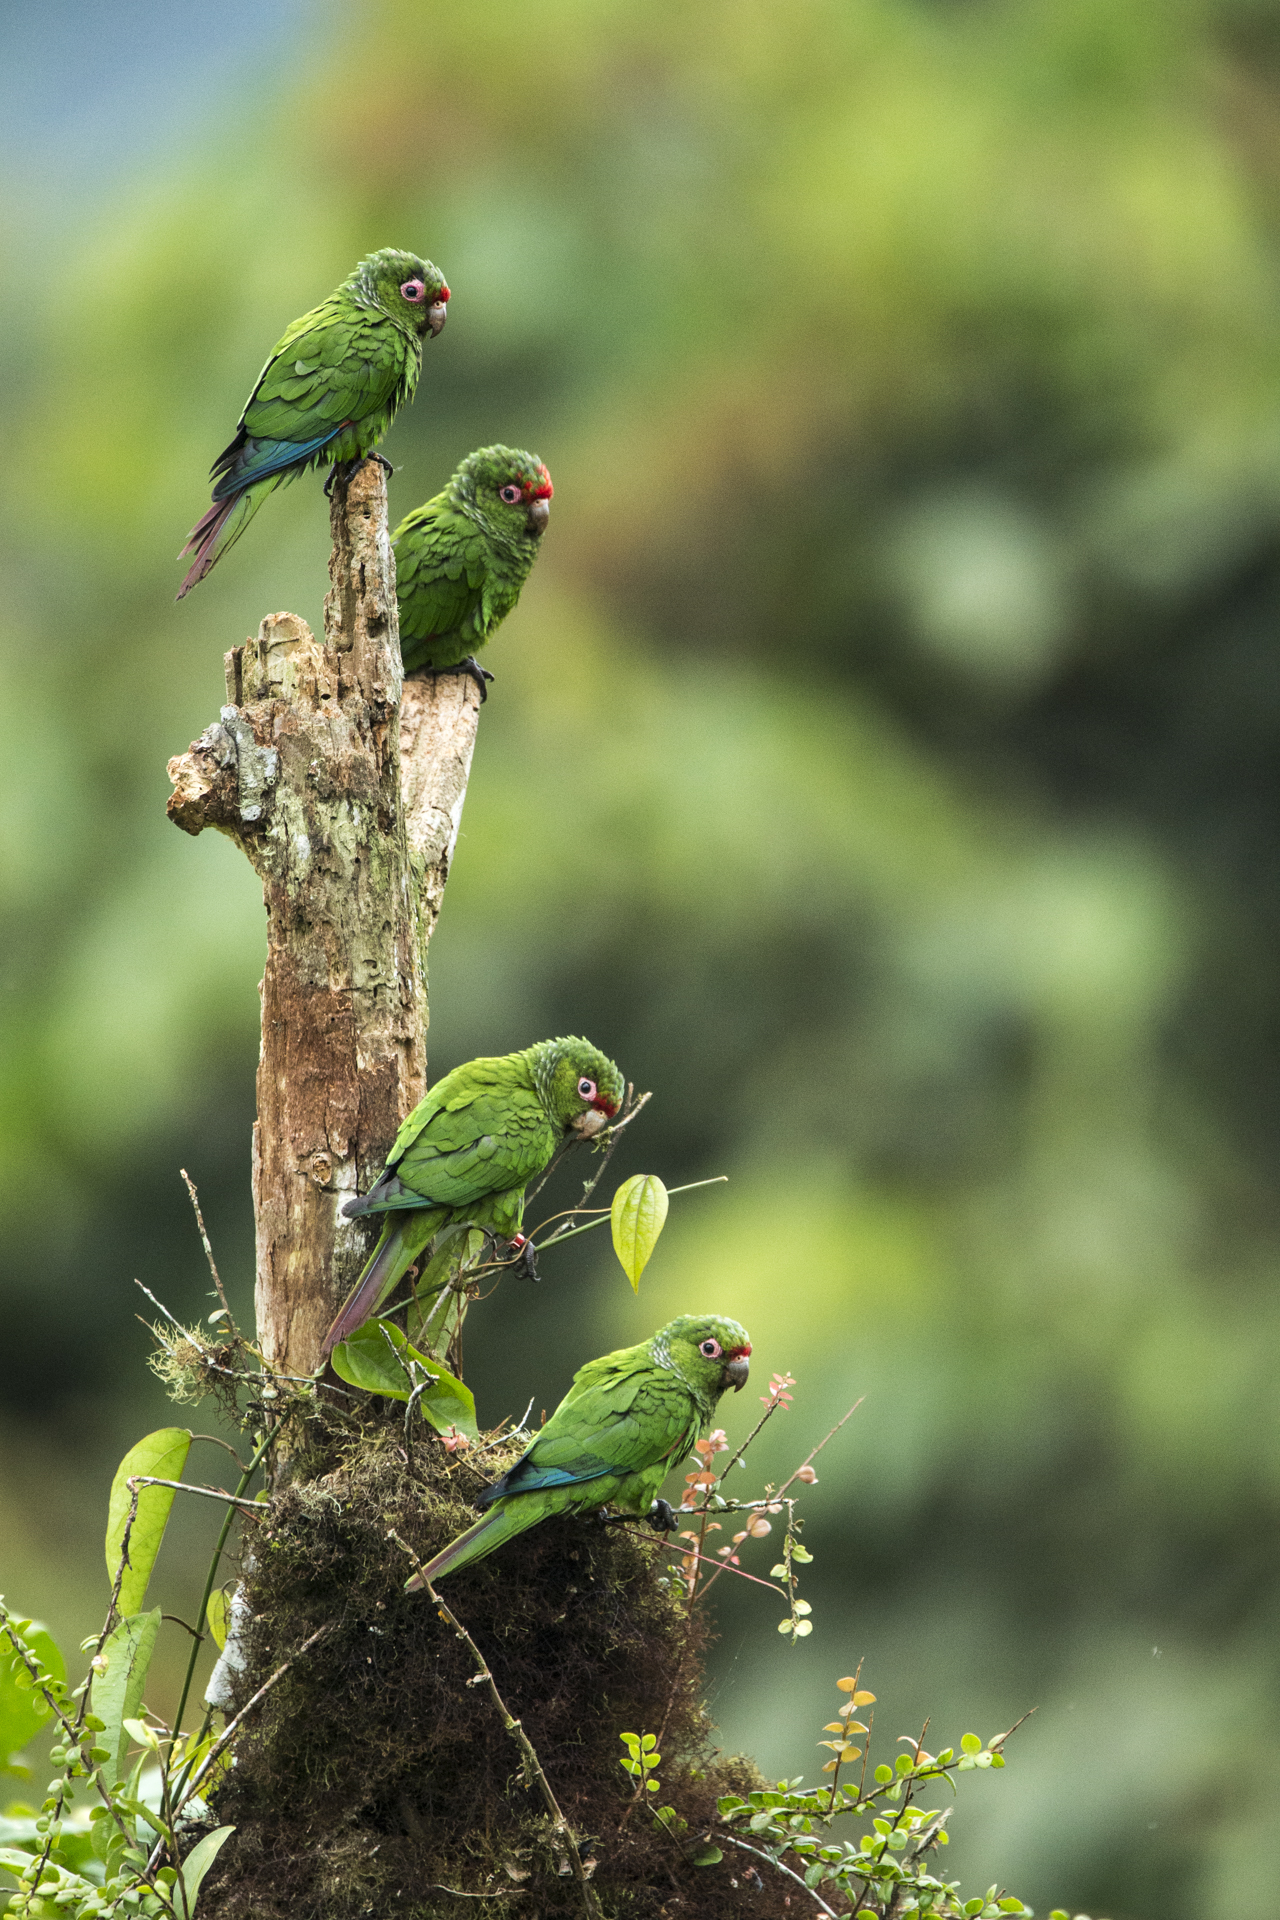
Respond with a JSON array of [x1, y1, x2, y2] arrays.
[[165, 459, 482, 1384]]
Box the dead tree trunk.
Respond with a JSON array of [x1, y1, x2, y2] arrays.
[[166, 460, 481, 1386]]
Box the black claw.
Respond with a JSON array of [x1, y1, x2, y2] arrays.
[[370, 451, 395, 475], [456, 656, 494, 703], [647, 1498, 679, 1534]]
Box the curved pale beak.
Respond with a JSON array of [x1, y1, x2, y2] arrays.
[[724, 1353, 750, 1392], [426, 300, 448, 336], [571, 1108, 608, 1139], [526, 496, 550, 535]]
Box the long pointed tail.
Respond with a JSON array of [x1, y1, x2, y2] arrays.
[[321, 1210, 441, 1359], [405, 1500, 537, 1589], [176, 476, 280, 598]]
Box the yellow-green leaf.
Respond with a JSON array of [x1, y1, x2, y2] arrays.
[[206, 1589, 231, 1652], [105, 1429, 191, 1616], [611, 1175, 669, 1290]]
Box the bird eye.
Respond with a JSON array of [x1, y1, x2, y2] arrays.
[[700, 1338, 723, 1359], [400, 279, 426, 303], [499, 484, 522, 504], [577, 1077, 597, 1100]]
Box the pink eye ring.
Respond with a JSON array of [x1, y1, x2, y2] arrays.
[[578, 1077, 597, 1100], [400, 279, 426, 303], [499, 484, 522, 504], [700, 1338, 723, 1359]]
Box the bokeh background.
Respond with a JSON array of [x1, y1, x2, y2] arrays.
[[5, 2, 1280, 1913]]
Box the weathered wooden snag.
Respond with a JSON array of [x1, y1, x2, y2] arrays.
[[166, 460, 482, 1385]]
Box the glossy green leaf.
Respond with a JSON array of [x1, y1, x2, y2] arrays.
[[181, 1824, 235, 1912], [105, 1428, 191, 1615], [92, 1609, 161, 1785], [330, 1322, 478, 1440], [610, 1175, 669, 1290], [205, 1588, 231, 1652], [693, 1846, 723, 1866], [0, 1620, 65, 1767]]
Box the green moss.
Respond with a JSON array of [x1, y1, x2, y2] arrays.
[[202, 1402, 801, 1918]]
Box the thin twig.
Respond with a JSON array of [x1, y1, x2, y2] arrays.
[[532, 1177, 727, 1253], [717, 1832, 839, 1917], [134, 1281, 189, 1333], [772, 1399, 864, 1501], [537, 1089, 652, 1245], [708, 1387, 791, 1490], [191, 1433, 248, 1471], [181, 1168, 234, 1323], [602, 1520, 787, 1597], [388, 1530, 602, 1920], [176, 1623, 332, 1808], [129, 1476, 266, 1516]]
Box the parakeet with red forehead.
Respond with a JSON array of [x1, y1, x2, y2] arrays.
[[391, 444, 553, 698], [178, 247, 450, 596], [322, 1036, 624, 1358], [406, 1314, 753, 1587]]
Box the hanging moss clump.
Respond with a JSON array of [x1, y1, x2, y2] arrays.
[[201, 1400, 802, 1919]]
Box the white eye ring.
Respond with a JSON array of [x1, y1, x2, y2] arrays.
[[700, 1338, 722, 1358], [499, 484, 521, 503], [578, 1077, 597, 1100], [400, 279, 426, 303]]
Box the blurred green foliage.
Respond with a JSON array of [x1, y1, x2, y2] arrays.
[[5, 2, 1280, 1914]]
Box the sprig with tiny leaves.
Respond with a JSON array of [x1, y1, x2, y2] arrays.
[[708, 1671, 1035, 1917]]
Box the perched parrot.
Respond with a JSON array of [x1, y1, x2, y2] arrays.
[[177, 247, 450, 597], [321, 1036, 625, 1359], [391, 445, 553, 698], [407, 1314, 753, 1587]]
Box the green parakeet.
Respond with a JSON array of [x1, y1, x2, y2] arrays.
[[392, 445, 553, 698], [178, 247, 450, 597], [407, 1314, 753, 1588], [322, 1036, 625, 1358]]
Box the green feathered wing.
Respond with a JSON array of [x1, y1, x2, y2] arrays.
[[179, 296, 421, 596], [322, 1057, 556, 1356], [394, 499, 529, 674], [409, 1348, 704, 1585]]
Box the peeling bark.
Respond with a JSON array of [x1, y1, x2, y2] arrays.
[[166, 460, 481, 1387]]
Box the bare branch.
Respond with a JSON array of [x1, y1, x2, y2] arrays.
[[180, 1168, 234, 1324]]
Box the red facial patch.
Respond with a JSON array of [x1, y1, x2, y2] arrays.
[[439, 282, 451, 302], [592, 1093, 620, 1118], [728, 1344, 752, 1359], [522, 463, 554, 502]]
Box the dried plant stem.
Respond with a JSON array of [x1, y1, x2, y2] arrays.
[[772, 1398, 864, 1500], [388, 1530, 602, 1920], [128, 1477, 266, 1516], [178, 1623, 332, 1808], [180, 1168, 233, 1324]]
